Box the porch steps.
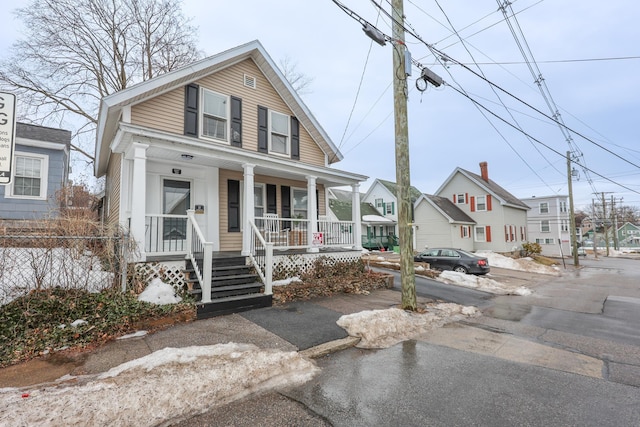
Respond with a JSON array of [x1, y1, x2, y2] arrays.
[[184, 254, 272, 319]]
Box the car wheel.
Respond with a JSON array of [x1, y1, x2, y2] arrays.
[[453, 265, 468, 274]]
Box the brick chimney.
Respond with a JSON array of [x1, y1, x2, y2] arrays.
[[479, 161, 489, 181]]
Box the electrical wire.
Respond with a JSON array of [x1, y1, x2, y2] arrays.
[[328, 0, 639, 195], [447, 84, 640, 195], [431, 0, 563, 184]]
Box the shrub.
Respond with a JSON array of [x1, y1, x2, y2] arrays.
[[521, 241, 542, 257]]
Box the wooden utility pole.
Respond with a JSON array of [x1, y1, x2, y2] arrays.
[[392, 0, 416, 310], [611, 195, 619, 250], [602, 192, 610, 256], [567, 152, 579, 267]]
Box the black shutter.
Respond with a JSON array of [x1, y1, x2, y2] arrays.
[[230, 96, 242, 147], [316, 189, 319, 219], [291, 116, 300, 160], [267, 184, 277, 214], [184, 84, 199, 136], [281, 185, 291, 229], [257, 106, 268, 153], [228, 180, 240, 232]]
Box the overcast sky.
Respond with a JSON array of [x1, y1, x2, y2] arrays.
[[2, 0, 639, 210]]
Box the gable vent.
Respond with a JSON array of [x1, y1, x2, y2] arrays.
[[244, 74, 257, 89]]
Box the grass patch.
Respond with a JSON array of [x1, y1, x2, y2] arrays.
[[0, 288, 195, 368], [532, 255, 558, 266]]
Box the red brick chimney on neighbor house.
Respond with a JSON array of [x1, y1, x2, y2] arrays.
[[480, 161, 489, 181]]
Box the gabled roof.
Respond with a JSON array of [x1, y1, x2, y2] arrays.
[[376, 179, 423, 203], [436, 167, 529, 210], [329, 188, 360, 203], [415, 194, 476, 224], [329, 198, 382, 222], [95, 40, 343, 176]]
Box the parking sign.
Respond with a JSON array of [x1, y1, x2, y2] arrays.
[[0, 92, 16, 184]]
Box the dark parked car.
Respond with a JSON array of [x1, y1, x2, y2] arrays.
[[414, 248, 490, 275]]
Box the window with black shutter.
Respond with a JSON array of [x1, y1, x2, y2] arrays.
[[184, 84, 199, 136], [230, 96, 242, 147], [291, 117, 300, 160], [257, 106, 268, 153], [228, 180, 240, 232]]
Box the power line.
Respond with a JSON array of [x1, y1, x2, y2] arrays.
[[448, 84, 640, 196]]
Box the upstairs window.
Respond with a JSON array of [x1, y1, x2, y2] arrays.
[[456, 193, 465, 204], [539, 202, 549, 214], [541, 220, 550, 233], [202, 89, 228, 141], [559, 201, 567, 213], [269, 110, 290, 155], [375, 198, 383, 209], [476, 195, 486, 211]]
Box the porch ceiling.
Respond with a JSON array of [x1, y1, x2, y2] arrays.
[[119, 123, 367, 188]]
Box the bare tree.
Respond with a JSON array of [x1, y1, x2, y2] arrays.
[[0, 0, 201, 160], [279, 55, 314, 95]]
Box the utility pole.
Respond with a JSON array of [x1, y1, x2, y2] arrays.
[[601, 192, 609, 257], [567, 152, 579, 267], [611, 195, 619, 250], [591, 199, 598, 258], [392, 0, 416, 310]]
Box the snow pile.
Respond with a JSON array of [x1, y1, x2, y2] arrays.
[[337, 305, 480, 349], [0, 343, 318, 426], [272, 277, 302, 287], [138, 278, 182, 305], [439, 271, 532, 296], [476, 251, 560, 276]]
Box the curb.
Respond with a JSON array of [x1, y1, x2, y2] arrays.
[[299, 336, 361, 359]]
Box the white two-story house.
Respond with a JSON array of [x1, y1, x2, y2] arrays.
[[435, 162, 529, 253]]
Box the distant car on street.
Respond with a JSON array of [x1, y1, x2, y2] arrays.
[[577, 247, 587, 257], [414, 248, 490, 275]]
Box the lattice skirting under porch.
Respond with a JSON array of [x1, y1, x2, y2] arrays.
[[132, 261, 187, 290], [272, 251, 362, 279]]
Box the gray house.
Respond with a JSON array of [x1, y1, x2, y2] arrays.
[[0, 123, 71, 225]]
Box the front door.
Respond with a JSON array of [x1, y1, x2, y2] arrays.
[[163, 179, 191, 251]]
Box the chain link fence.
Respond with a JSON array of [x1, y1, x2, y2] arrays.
[[0, 232, 127, 305]]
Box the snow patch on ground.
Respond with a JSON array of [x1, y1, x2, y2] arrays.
[[337, 305, 480, 349], [476, 251, 560, 276], [138, 278, 182, 305], [272, 277, 302, 287], [439, 271, 532, 296], [0, 343, 318, 426]]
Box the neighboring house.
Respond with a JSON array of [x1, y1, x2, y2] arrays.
[[617, 222, 640, 247], [361, 178, 422, 241], [93, 40, 367, 317], [434, 162, 529, 253], [521, 195, 571, 257], [327, 188, 397, 250], [0, 122, 71, 228], [413, 194, 476, 252]]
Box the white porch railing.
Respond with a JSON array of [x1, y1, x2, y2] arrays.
[[144, 214, 188, 254], [185, 210, 212, 303], [254, 216, 356, 249], [248, 222, 273, 295]]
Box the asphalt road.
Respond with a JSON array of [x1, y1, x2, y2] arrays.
[[286, 341, 640, 427]]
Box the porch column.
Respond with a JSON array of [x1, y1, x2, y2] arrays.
[[306, 175, 318, 252], [129, 142, 149, 262], [352, 183, 363, 250], [242, 163, 255, 256]]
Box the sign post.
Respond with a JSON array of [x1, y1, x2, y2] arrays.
[[0, 92, 17, 184]]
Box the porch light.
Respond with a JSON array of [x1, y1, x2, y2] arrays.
[[181, 154, 194, 160]]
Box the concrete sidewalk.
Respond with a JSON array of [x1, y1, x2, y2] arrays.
[[0, 289, 409, 388], [1, 283, 604, 389]]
